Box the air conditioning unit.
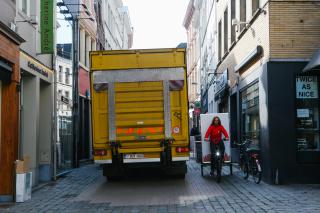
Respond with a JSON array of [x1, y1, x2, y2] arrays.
[[10, 22, 16, 32]]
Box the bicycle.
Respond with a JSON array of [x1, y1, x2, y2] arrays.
[[210, 143, 223, 183], [236, 139, 262, 184]]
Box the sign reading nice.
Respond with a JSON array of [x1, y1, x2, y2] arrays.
[[296, 76, 318, 99]]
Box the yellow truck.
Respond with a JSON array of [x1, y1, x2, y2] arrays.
[[90, 48, 189, 179]]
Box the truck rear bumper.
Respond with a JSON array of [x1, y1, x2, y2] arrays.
[[123, 158, 161, 163], [172, 157, 189, 161], [95, 159, 112, 164]]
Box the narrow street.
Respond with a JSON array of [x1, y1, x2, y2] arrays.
[[2, 160, 320, 213]]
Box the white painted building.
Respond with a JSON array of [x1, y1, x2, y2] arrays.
[[195, 0, 218, 114], [56, 53, 73, 117], [101, 0, 133, 50]]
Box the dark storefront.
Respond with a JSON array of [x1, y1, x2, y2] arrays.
[[77, 67, 92, 165], [230, 60, 320, 184]]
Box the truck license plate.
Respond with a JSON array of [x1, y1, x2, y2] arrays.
[[124, 154, 145, 159]]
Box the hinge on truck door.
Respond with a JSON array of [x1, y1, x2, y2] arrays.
[[161, 137, 175, 147], [109, 140, 121, 148]]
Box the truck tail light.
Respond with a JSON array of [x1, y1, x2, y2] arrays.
[[176, 147, 189, 153], [94, 149, 107, 156]]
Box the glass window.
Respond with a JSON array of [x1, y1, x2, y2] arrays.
[[240, 0, 247, 31], [224, 8, 228, 54], [241, 82, 260, 146], [218, 20, 222, 61], [252, 0, 260, 16], [65, 91, 70, 99], [230, 0, 236, 44], [296, 75, 320, 152], [59, 66, 63, 83], [65, 68, 70, 85], [20, 0, 29, 15]]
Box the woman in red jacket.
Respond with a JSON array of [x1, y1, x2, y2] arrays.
[[205, 116, 229, 175]]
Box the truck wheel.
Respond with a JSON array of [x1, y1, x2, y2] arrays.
[[175, 174, 185, 179], [106, 175, 121, 182]]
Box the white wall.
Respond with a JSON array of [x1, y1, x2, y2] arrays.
[[102, 0, 133, 50], [56, 56, 73, 118]]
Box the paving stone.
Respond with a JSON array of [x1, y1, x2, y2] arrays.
[[1, 161, 320, 213]]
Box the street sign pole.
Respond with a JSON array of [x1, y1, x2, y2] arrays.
[[72, 17, 80, 168]]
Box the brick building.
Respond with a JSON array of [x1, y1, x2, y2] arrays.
[[213, 0, 320, 183]]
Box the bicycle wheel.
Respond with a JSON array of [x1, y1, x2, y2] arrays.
[[243, 163, 249, 179], [216, 159, 222, 183], [252, 160, 262, 184]]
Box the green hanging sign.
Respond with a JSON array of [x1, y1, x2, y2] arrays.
[[41, 0, 54, 54]]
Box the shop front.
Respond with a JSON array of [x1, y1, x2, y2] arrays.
[[77, 66, 92, 165], [0, 22, 24, 202], [229, 59, 320, 184], [20, 51, 54, 186]]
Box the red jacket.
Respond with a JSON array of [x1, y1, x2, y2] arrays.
[[205, 125, 229, 144]]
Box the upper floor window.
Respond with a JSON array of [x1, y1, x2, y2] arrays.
[[240, 0, 247, 31], [231, 0, 236, 44], [65, 68, 70, 85], [252, 0, 260, 16], [20, 0, 30, 16], [223, 7, 228, 55], [218, 20, 222, 61], [59, 66, 63, 83]]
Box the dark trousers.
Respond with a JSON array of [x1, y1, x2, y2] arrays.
[[210, 140, 225, 172]]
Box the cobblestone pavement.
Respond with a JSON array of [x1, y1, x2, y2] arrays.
[[1, 160, 320, 213]]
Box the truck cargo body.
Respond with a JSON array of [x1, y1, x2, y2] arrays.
[[90, 49, 189, 178]]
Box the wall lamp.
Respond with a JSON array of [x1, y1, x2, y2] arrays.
[[64, 17, 94, 22], [60, 9, 91, 16], [56, 2, 88, 10]]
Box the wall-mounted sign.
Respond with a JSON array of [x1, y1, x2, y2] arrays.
[[79, 67, 90, 98], [61, 96, 69, 105], [296, 76, 318, 99], [297, 109, 310, 118], [41, 0, 54, 54], [215, 69, 228, 93], [27, 61, 49, 78]]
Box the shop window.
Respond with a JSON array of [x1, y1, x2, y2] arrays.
[[241, 82, 260, 146], [296, 75, 320, 152]]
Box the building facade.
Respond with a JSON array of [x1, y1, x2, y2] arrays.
[[100, 0, 133, 50], [56, 44, 73, 173], [213, 0, 320, 183], [184, 0, 201, 107], [17, 0, 56, 186], [0, 18, 24, 202], [76, 0, 97, 165]]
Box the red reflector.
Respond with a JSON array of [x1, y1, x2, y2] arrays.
[[94, 149, 107, 156], [176, 147, 190, 153]]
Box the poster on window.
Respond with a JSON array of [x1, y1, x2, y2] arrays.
[[296, 76, 318, 99], [200, 113, 230, 164]]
